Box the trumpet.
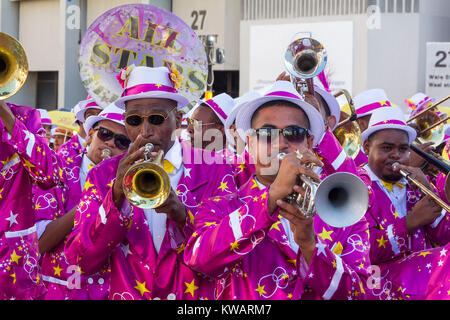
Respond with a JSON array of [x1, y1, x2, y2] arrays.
[[101, 148, 112, 160], [278, 152, 369, 228], [122, 143, 171, 209], [284, 37, 327, 96], [392, 161, 450, 212], [332, 89, 362, 159]]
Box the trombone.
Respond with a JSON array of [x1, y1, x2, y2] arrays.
[[407, 95, 450, 146], [392, 161, 450, 212]]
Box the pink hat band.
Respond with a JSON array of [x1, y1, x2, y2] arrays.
[[266, 91, 301, 100], [356, 100, 392, 116], [205, 99, 228, 120], [98, 112, 124, 123], [372, 119, 406, 127], [41, 119, 52, 125], [121, 83, 178, 98]]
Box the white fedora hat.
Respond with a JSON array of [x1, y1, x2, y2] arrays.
[[37, 108, 53, 126], [225, 91, 262, 146], [115, 66, 189, 110], [313, 85, 341, 130], [201, 93, 235, 126], [354, 88, 392, 119], [405, 92, 435, 117], [75, 96, 104, 123], [84, 103, 126, 134], [361, 107, 417, 145], [235, 80, 325, 147]]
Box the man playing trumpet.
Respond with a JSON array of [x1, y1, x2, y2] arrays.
[[64, 66, 237, 300], [184, 81, 373, 300]]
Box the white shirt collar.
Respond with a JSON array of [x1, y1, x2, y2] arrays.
[[363, 164, 408, 186], [164, 138, 183, 170], [81, 153, 95, 173]]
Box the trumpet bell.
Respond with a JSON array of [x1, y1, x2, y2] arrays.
[[123, 160, 171, 209], [0, 32, 28, 100], [284, 38, 327, 79], [415, 111, 445, 146], [315, 172, 368, 228], [333, 118, 362, 159]]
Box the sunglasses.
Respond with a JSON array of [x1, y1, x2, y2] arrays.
[[124, 106, 177, 127], [95, 126, 131, 150], [186, 118, 221, 129], [251, 126, 310, 144]]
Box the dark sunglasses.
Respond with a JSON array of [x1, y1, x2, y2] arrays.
[[124, 106, 177, 127], [251, 126, 310, 144], [95, 126, 131, 150]]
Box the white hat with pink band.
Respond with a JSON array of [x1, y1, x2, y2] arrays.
[[114, 66, 189, 110], [75, 96, 104, 123], [361, 107, 417, 145], [354, 88, 392, 119], [201, 93, 235, 126], [83, 103, 126, 133], [37, 109, 53, 126]]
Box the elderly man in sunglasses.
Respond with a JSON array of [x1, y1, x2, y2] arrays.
[[64, 66, 237, 300], [184, 80, 373, 300], [34, 104, 129, 300]]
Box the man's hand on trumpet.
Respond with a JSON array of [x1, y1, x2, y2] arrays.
[[268, 146, 323, 265]]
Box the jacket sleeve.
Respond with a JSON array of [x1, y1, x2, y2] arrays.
[[184, 187, 279, 278], [0, 106, 60, 189], [64, 168, 131, 274], [314, 128, 360, 177], [294, 218, 372, 300]]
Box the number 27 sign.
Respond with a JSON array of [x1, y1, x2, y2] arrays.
[[426, 42, 450, 98]]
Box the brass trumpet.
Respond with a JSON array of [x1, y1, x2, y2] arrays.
[[278, 152, 369, 228], [123, 143, 171, 209], [392, 161, 450, 212], [332, 89, 362, 159], [0, 32, 28, 100]]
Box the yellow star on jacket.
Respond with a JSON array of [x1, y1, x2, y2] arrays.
[[134, 280, 150, 296], [184, 279, 199, 298], [318, 227, 333, 241]]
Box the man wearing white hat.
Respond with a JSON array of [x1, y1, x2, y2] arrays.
[[360, 106, 450, 299], [224, 91, 261, 188], [34, 103, 129, 300], [184, 80, 372, 300], [404, 92, 435, 117], [186, 92, 235, 151], [351, 88, 393, 166], [37, 108, 55, 144], [64, 66, 237, 300], [57, 97, 103, 162]]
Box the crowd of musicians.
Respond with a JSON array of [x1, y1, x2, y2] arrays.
[[1, 56, 450, 299]]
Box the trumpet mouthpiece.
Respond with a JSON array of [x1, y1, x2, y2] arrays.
[[101, 148, 112, 159]]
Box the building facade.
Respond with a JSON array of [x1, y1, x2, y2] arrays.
[[0, 0, 449, 110]]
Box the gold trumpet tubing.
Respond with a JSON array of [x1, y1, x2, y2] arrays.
[[407, 94, 450, 123], [333, 89, 357, 128], [418, 115, 449, 135], [393, 163, 450, 212]]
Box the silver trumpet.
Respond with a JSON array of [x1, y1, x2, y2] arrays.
[[278, 152, 369, 228], [101, 148, 112, 160]]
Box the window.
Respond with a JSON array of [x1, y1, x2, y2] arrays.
[[36, 71, 58, 108]]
